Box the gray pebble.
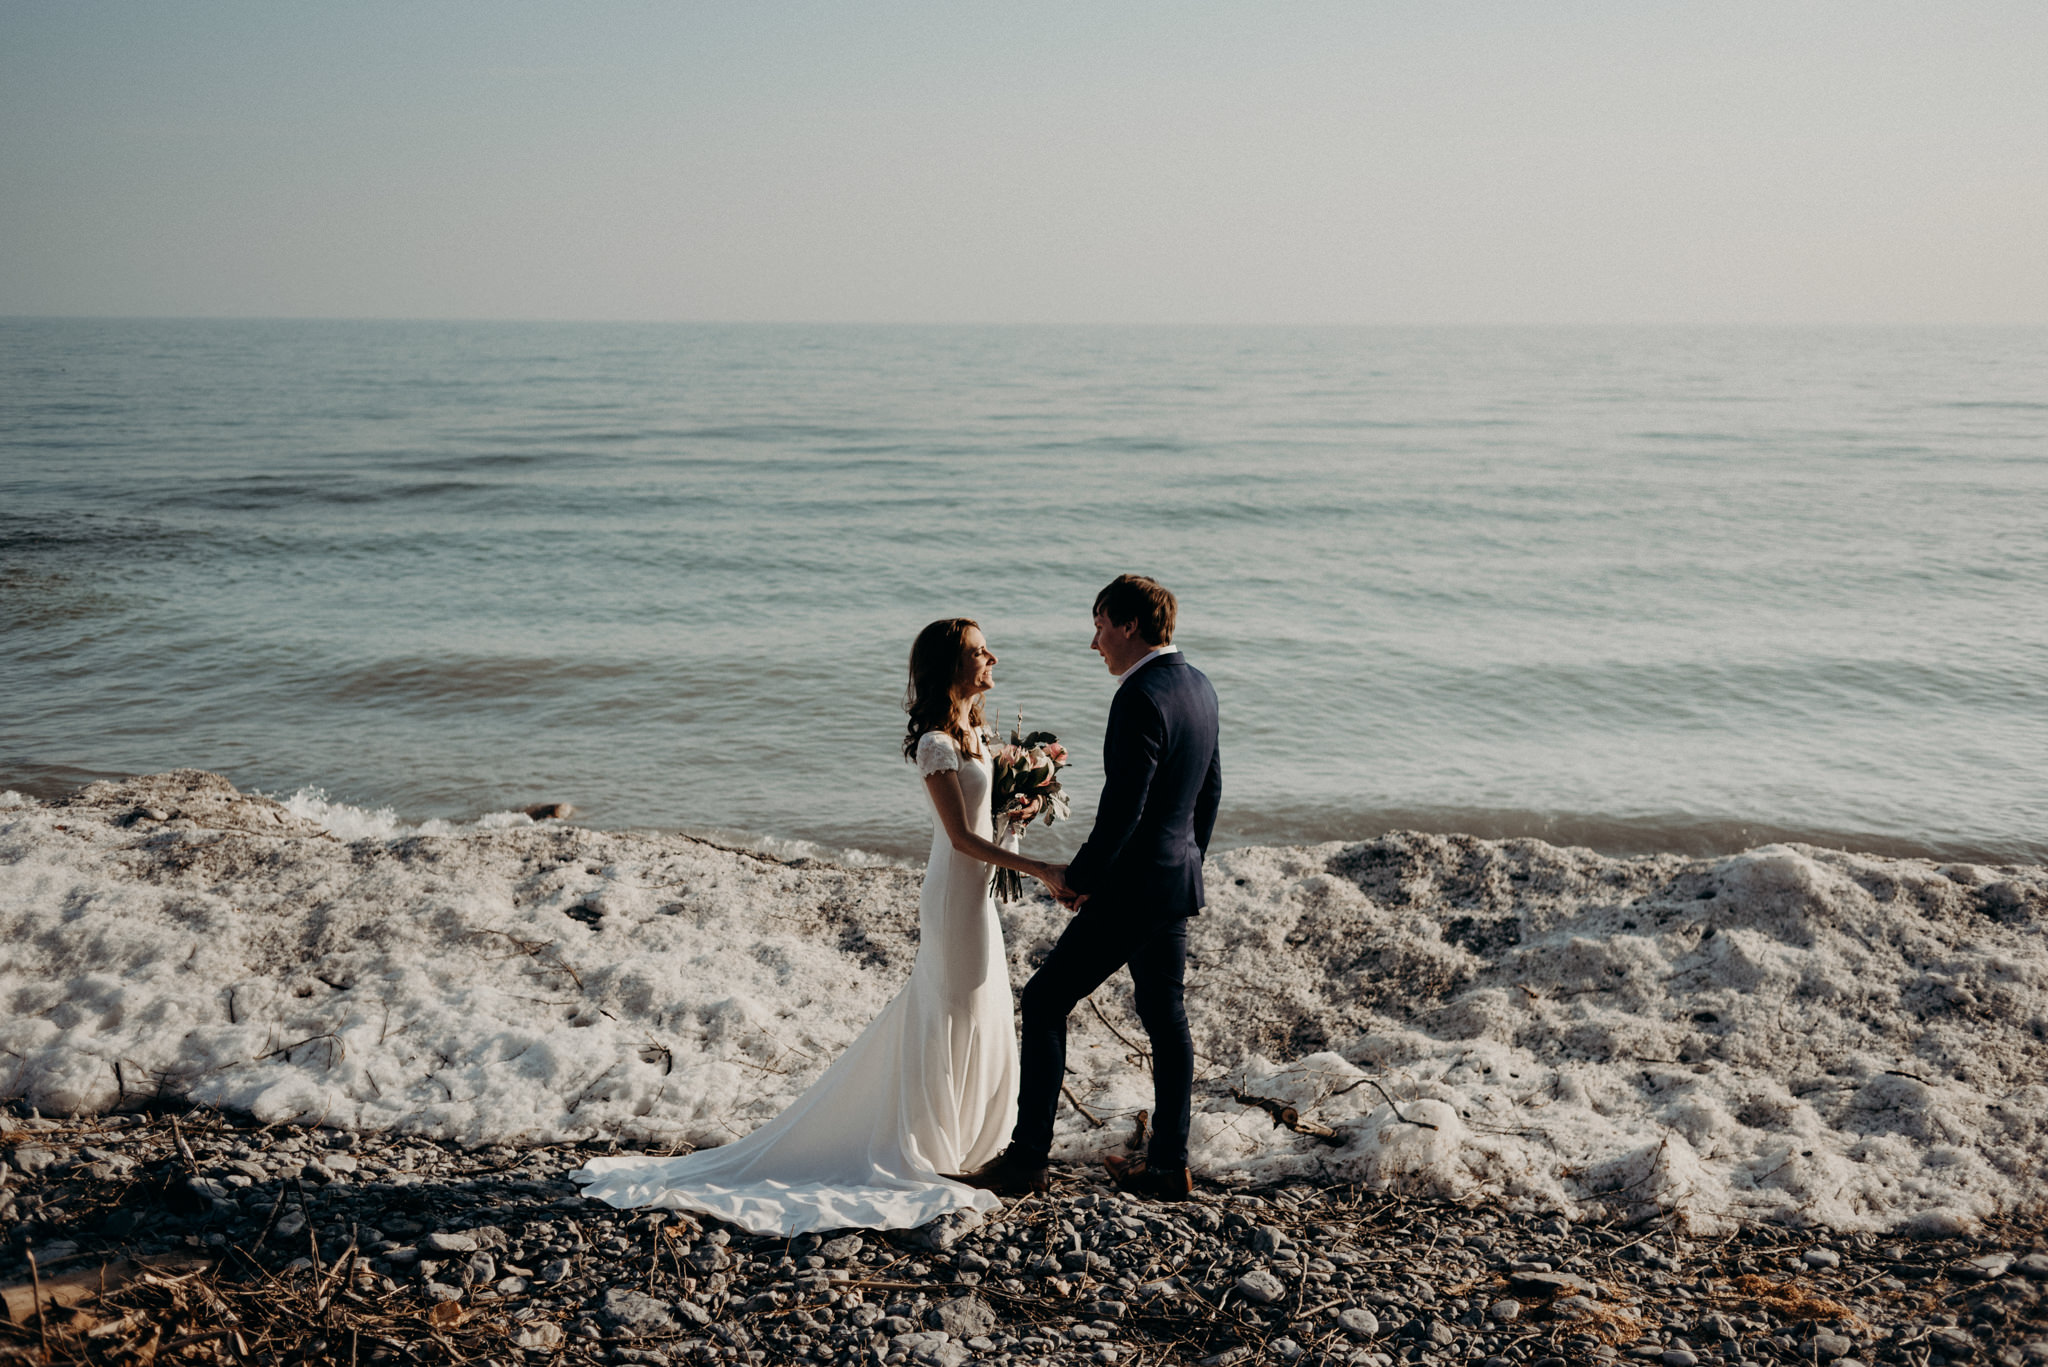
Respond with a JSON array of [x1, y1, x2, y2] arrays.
[[927, 1295, 997, 1338], [1509, 1270, 1597, 1298], [1811, 1329, 1853, 1359], [1232, 1269, 1286, 1305], [601, 1287, 678, 1337], [1928, 1327, 1974, 1356], [1337, 1307, 1379, 1338], [1801, 1247, 1840, 1270], [511, 1321, 564, 1350], [1955, 1251, 2014, 1280]]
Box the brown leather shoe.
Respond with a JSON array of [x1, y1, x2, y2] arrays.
[[949, 1146, 1050, 1197], [1103, 1152, 1193, 1201]]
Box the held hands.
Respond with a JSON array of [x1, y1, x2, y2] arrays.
[[1037, 863, 1088, 910]]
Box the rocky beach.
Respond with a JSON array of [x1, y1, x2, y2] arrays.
[[3, 1110, 2045, 1366], [4, 771, 2048, 1363]]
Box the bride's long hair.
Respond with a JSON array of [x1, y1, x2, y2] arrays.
[[903, 618, 988, 762]]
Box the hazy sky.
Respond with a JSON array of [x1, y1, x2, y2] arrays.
[[3, 3, 2043, 324]]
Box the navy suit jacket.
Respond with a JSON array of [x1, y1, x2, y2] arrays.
[[1063, 652, 1222, 919]]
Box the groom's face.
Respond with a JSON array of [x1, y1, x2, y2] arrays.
[[1090, 611, 1146, 675]]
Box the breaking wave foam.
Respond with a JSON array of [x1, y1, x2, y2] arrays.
[[275, 788, 545, 841]]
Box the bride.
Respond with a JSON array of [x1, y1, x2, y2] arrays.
[[570, 619, 1063, 1234]]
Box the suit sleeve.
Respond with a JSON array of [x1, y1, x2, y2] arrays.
[[1063, 690, 1164, 895], [1194, 737, 1222, 856]]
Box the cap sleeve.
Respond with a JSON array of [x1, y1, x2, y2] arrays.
[[915, 730, 961, 777]]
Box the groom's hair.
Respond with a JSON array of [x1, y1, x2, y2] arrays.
[[1094, 574, 1176, 645]]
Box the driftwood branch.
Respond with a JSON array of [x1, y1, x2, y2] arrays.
[[1231, 1090, 1346, 1147], [1088, 996, 1150, 1063], [1327, 1075, 1440, 1130], [1061, 1084, 1104, 1128]]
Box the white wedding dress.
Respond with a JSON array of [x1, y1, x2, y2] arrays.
[[569, 731, 1019, 1234]]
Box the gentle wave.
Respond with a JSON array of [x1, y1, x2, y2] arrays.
[[317, 656, 654, 707], [4, 319, 2044, 866]]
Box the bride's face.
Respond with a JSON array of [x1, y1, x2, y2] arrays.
[[956, 627, 998, 699]]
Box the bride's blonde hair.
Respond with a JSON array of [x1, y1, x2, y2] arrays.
[[903, 618, 987, 762]]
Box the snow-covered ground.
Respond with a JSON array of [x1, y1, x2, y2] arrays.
[[4, 770, 2045, 1237]]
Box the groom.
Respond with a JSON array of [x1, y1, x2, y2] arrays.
[[959, 574, 1221, 1201]]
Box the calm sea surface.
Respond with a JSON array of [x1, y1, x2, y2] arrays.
[[3, 320, 2044, 864]]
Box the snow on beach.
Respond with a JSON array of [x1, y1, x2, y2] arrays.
[[3, 770, 2045, 1238]]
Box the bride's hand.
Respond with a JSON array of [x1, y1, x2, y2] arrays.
[[1038, 863, 1072, 903]]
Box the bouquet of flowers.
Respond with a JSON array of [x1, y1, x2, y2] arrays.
[[988, 723, 1072, 903]]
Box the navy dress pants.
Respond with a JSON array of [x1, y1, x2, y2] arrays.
[[1011, 908, 1194, 1169]]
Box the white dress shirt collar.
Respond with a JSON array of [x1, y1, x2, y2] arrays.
[[1116, 643, 1181, 687]]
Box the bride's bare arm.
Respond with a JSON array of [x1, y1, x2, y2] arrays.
[[923, 770, 1065, 895]]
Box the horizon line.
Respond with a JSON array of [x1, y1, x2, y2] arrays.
[[6, 313, 2046, 330]]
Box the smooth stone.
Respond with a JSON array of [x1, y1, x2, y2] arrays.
[[1337, 1307, 1379, 1339], [1801, 1248, 1841, 1270], [1269, 1339, 1303, 1362], [1955, 1252, 2014, 1280], [1508, 1270, 1597, 1298], [421, 1230, 478, 1254], [512, 1322, 564, 1350], [1811, 1331, 1853, 1359], [2016, 1253, 2048, 1279], [1661, 1353, 1698, 1367], [925, 1293, 996, 1338], [1487, 1299, 1521, 1323], [1928, 1326, 1975, 1356], [1232, 1269, 1286, 1305]]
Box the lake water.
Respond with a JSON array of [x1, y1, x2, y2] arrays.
[[3, 319, 2043, 863]]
